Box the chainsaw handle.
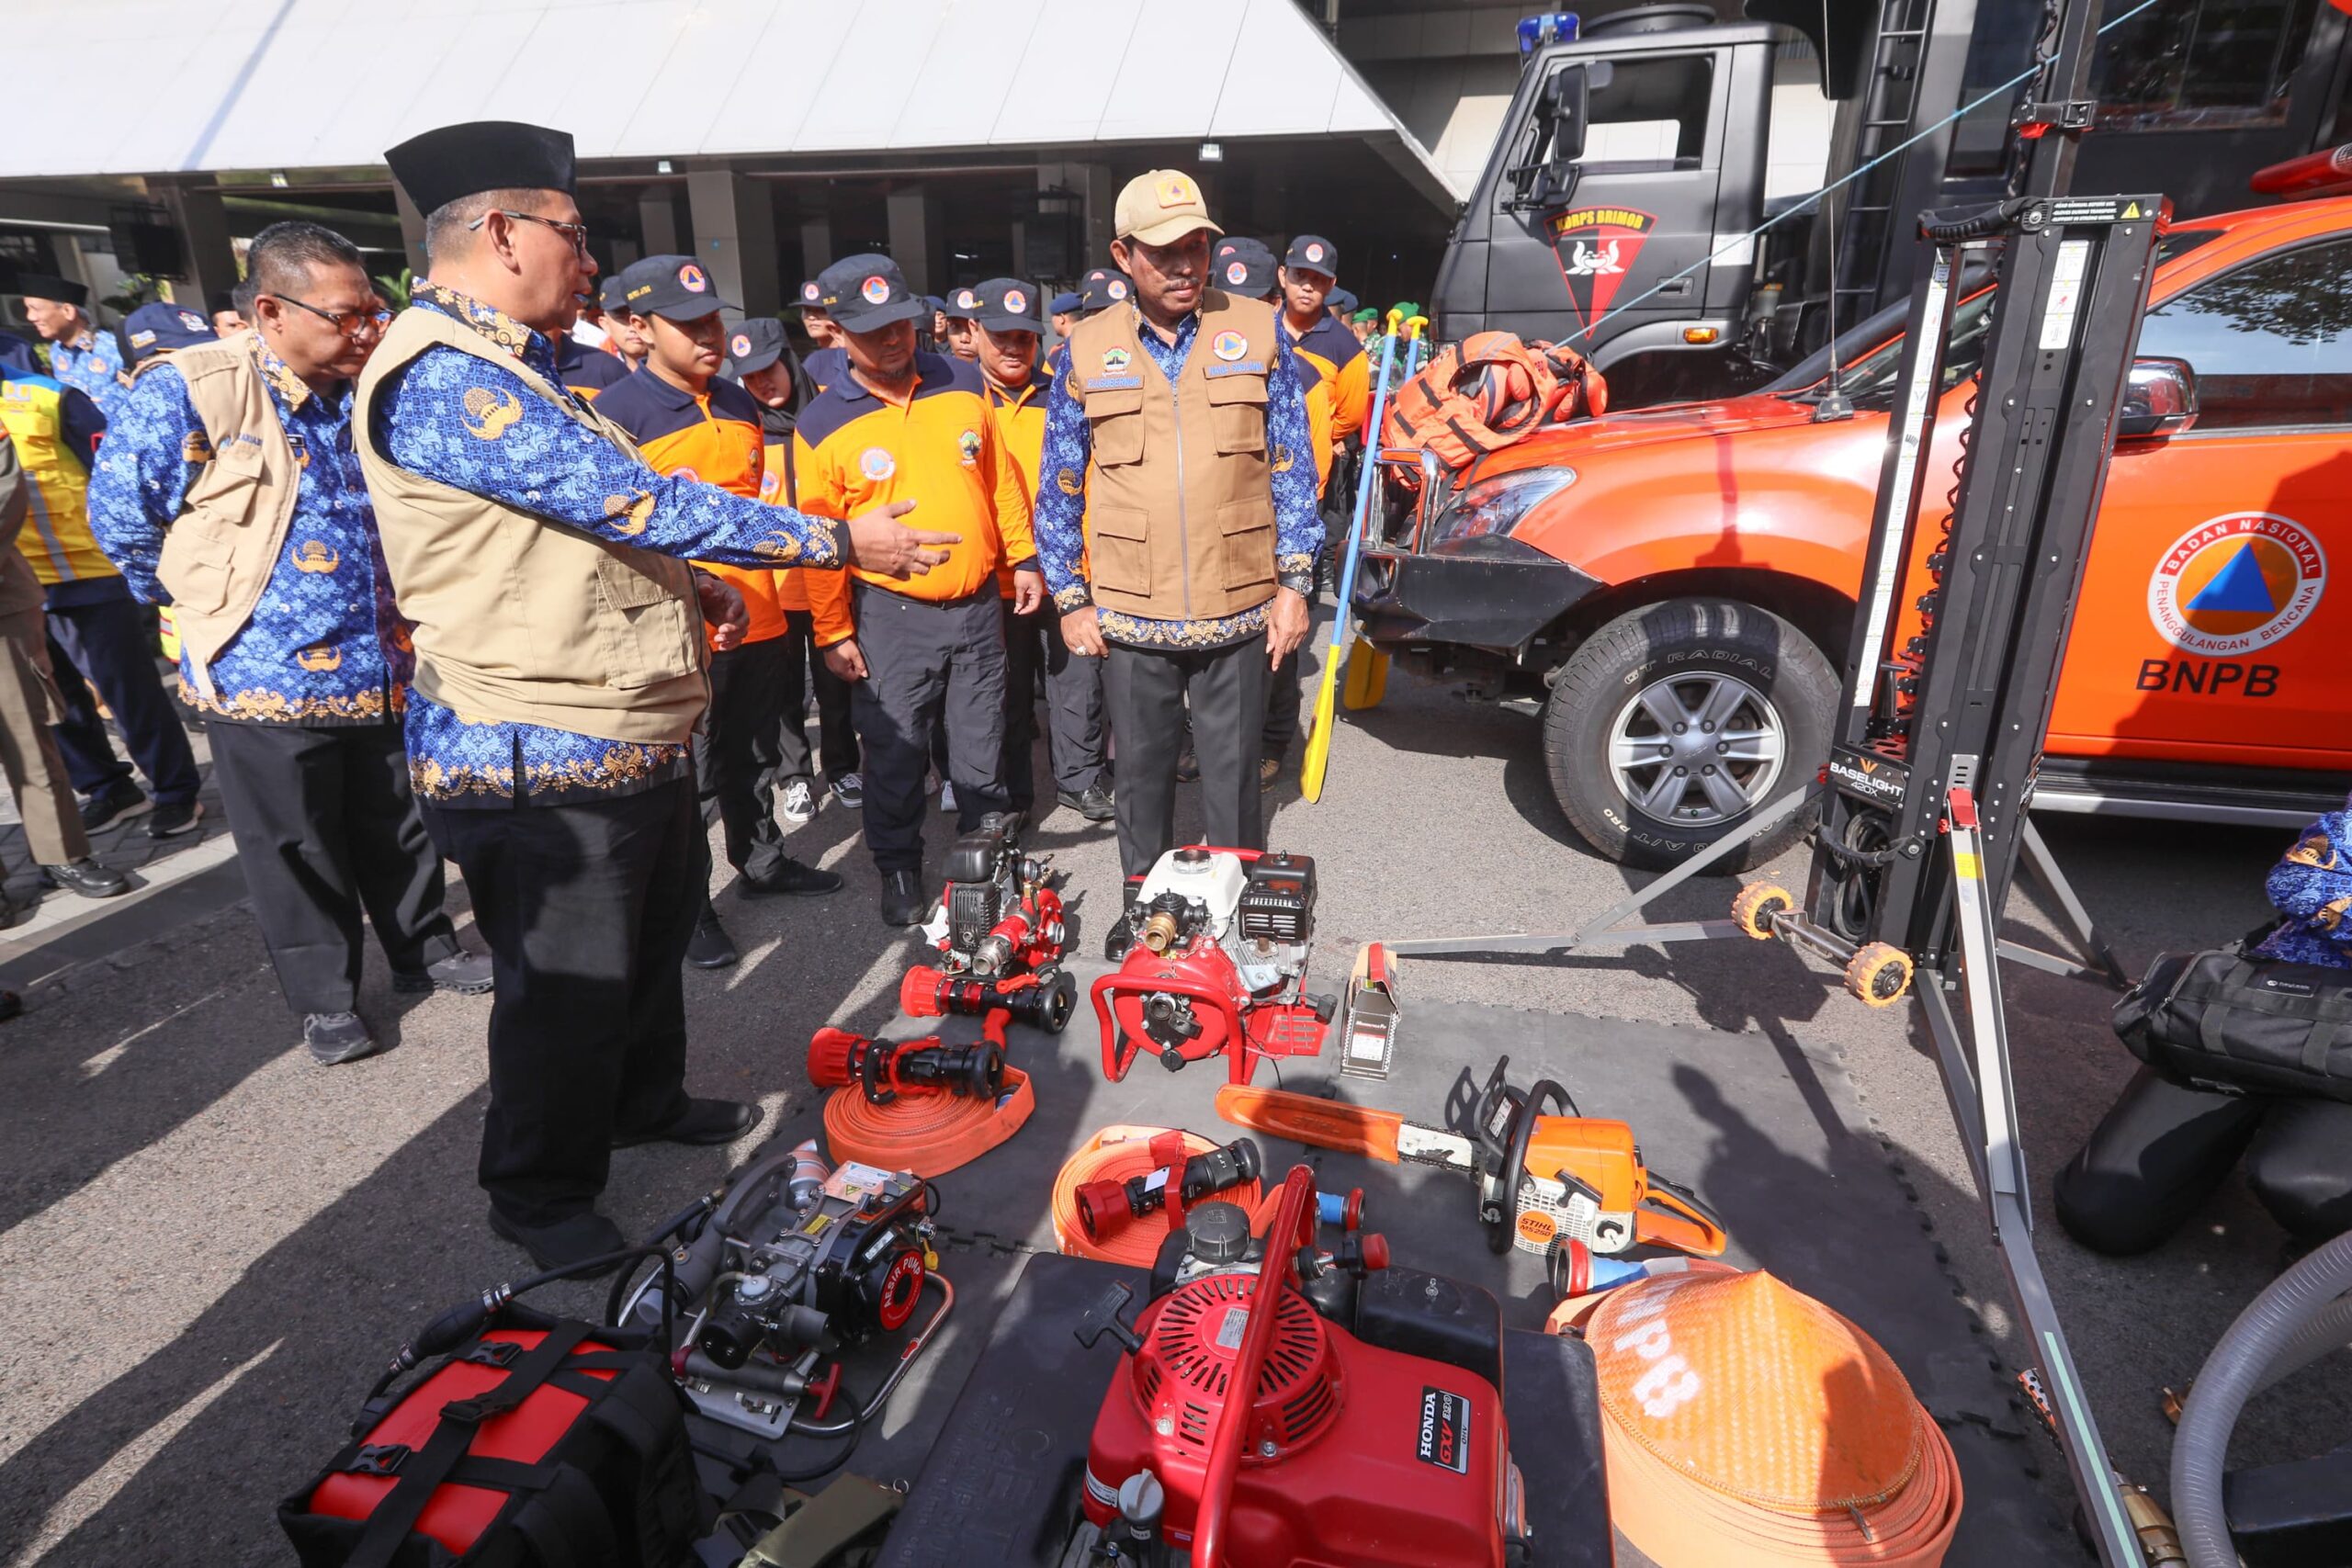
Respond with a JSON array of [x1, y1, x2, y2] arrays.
[[1635, 1178, 1731, 1258], [1193, 1166, 1316, 1568], [1490, 1077, 1573, 1255]]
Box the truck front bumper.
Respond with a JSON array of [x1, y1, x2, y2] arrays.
[[1351, 541, 1605, 655]]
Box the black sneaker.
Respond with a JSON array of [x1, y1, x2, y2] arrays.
[[391, 948, 495, 995], [879, 868, 930, 928], [830, 772, 865, 810], [40, 858, 130, 899], [1057, 784, 1116, 821], [612, 1096, 763, 1149], [1176, 750, 1200, 784], [146, 799, 205, 838], [741, 859, 845, 897], [687, 917, 740, 969], [488, 1207, 628, 1275], [79, 781, 148, 831], [304, 1010, 379, 1066]]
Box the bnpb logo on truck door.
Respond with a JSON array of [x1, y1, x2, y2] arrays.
[[2147, 513, 2325, 656]]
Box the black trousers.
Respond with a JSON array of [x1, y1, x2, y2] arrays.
[[775, 608, 858, 784], [1002, 599, 1109, 813], [851, 584, 1007, 874], [1102, 633, 1268, 878], [1261, 646, 1304, 758], [424, 779, 700, 1226], [694, 637, 787, 884], [46, 592, 201, 807], [206, 718, 458, 1014]]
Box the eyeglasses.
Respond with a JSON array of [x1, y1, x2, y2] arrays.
[[268, 295, 391, 337], [469, 209, 593, 257]]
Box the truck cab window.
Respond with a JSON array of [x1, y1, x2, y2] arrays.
[[2137, 238, 2352, 429], [2092, 0, 2318, 133], [1581, 54, 1713, 169]]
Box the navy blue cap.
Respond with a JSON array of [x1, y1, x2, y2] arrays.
[[616, 254, 733, 321], [1049, 290, 1081, 315], [1079, 267, 1132, 313], [1216, 240, 1279, 299], [726, 316, 787, 375], [923, 294, 947, 314], [1328, 287, 1358, 314], [967, 277, 1046, 334], [942, 284, 982, 321], [818, 254, 926, 333], [598, 276, 632, 313], [123, 301, 217, 361], [1283, 234, 1338, 276], [796, 278, 828, 311]]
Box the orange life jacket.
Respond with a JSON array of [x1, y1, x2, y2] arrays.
[[1380, 332, 1608, 472]]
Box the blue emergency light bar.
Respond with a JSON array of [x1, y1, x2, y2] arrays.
[[1517, 12, 1580, 51]]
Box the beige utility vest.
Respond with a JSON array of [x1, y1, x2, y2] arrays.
[[148, 334, 303, 702], [1069, 289, 1280, 623], [354, 306, 707, 745]]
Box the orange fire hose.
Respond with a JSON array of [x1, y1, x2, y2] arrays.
[[821, 1061, 1034, 1179], [1051, 1125, 1267, 1267], [1580, 1269, 1962, 1567]]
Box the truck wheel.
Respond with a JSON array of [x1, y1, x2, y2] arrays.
[[1543, 598, 1834, 869]]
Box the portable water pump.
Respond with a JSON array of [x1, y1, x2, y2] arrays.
[[1064, 1167, 1528, 1567], [1093, 847, 1334, 1085]]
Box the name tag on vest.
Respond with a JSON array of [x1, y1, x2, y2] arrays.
[[1204, 362, 1265, 378], [1085, 375, 1142, 391]]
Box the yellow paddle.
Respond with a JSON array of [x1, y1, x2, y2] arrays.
[[1301, 314, 1408, 802]]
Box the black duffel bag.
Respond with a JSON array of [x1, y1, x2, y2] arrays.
[[2113, 936, 2352, 1104]]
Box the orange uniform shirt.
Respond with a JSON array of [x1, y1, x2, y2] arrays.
[[594, 368, 789, 647], [986, 373, 1049, 598], [1289, 313, 1368, 446], [755, 426, 835, 619], [793, 353, 1035, 646]]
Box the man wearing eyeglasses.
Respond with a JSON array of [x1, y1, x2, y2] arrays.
[[89, 220, 490, 1066], [357, 121, 956, 1272]]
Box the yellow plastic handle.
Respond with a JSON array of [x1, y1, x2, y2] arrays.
[[1383, 307, 1406, 334], [1403, 314, 1430, 341]]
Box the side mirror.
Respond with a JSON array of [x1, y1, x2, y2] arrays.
[[2118, 356, 2198, 439], [1551, 64, 1591, 164]]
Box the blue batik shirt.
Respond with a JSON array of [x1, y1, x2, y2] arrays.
[[1033, 305, 1322, 649], [88, 337, 408, 724], [49, 327, 128, 421], [2253, 810, 2352, 968], [371, 281, 843, 807]]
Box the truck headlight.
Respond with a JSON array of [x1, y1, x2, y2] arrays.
[[1422, 467, 1576, 554]]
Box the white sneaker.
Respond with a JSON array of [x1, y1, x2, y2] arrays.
[[939, 780, 958, 813], [780, 778, 816, 825]]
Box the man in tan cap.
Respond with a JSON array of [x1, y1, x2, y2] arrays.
[[1031, 170, 1322, 950]]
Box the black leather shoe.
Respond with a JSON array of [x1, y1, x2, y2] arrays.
[[392, 948, 495, 995], [488, 1207, 628, 1274], [686, 917, 740, 969], [40, 859, 130, 899], [1057, 784, 1116, 821], [304, 1010, 379, 1066], [1175, 749, 1201, 783], [612, 1096, 762, 1149], [741, 859, 845, 897], [879, 868, 930, 928]]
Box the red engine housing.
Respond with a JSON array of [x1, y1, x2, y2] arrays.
[[1092, 936, 1326, 1085], [1081, 1271, 1511, 1567]]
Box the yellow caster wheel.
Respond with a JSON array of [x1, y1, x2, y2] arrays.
[[1731, 882, 1792, 941], [1846, 942, 1915, 1007]]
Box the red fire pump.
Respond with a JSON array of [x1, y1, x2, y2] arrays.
[[1093, 847, 1333, 1085], [1070, 1167, 1526, 1567]]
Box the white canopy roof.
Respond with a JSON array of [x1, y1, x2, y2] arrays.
[[0, 0, 1451, 197]]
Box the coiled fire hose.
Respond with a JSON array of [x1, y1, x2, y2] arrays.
[[2171, 1228, 2352, 1567], [1051, 1126, 1266, 1268]]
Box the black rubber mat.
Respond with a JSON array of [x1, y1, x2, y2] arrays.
[[746, 972, 2080, 1566]]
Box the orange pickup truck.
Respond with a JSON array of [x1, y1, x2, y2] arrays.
[[1356, 196, 2352, 865]]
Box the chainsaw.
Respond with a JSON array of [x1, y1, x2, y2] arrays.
[[1215, 1055, 1728, 1260]]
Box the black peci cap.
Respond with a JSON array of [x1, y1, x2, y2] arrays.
[[726, 316, 787, 375], [615, 254, 733, 321], [384, 120, 576, 217], [1283, 234, 1338, 276], [968, 277, 1046, 334], [13, 272, 87, 307], [817, 254, 925, 333]]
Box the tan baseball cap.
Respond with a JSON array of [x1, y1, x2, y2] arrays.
[[1114, 169, 1224, 247]]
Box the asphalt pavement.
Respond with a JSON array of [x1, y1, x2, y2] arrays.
[[2, 634, 2345, 1564]]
